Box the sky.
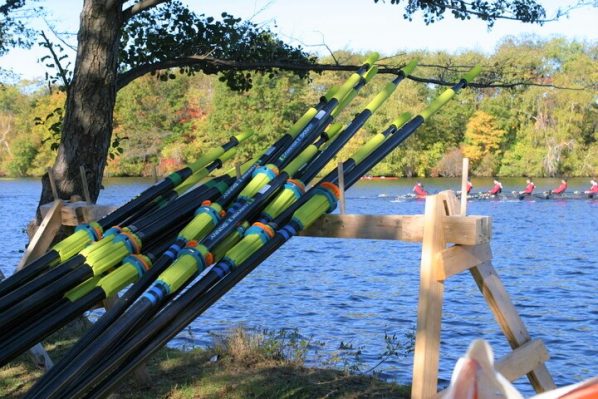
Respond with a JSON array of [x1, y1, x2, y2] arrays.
[[1, 0, 597, 81]]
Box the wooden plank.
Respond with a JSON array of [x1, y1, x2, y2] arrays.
[[16, 200, 63, 272], [442, 215, 492, 245], [495, 339, 551, 383], [299, 214, 425, 242], [40, 202, 117, 226], [470, 261, 556, 393], [299, 214, 491, 245], [436, 243, 493, 280], [47, 167, 59, 200], [79, 165, 92, 205], [434, 339, 551, 399], [80, 205, 118, 224], [411, 194, 448, 399]]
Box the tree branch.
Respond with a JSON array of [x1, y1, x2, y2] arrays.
[[122, 0, 170, 22], [116, 55, 596, 92]]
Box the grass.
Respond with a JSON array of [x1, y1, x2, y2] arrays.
[[1, 323, 411, 399]]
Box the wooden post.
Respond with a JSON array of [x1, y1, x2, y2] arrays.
[[337, 162, 346, 215], [16, 200, 63, 272], [79, 165, 92, 205], [460, 158, 469, 216], [47, 167, 59, 201], [470, 261, 556, 392], [411, 193, 449, 399], [152, 164, 158, 183]]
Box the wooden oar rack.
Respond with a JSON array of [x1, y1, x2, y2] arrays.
[[21, 162, 556, 397], [300, 190, 555, 398]]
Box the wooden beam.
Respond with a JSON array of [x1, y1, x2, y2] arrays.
[[299, 214, 491, 245], [300, 214, 424, 242], [495, 339, 551, 383], [434, 339, 551, 398], [411, 194, 448, 399], [442, 215, 492, 245], [436, 243, 492, 280], [470, 261, 556, 393], [40, 201, 117, 226], [16, 200, 63, 272]]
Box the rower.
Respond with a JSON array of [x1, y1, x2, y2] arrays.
[[488, 178, 502, 195], [519, 177, 535, 195], [551, 178, 567, 195], [457, 180, 473, 196], [413, 181, 428, 197], [584, 177, 598, 194]]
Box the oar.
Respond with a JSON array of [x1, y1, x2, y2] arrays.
[[0, 174, 232, 313], [28, 122, 348, 399], [29, 65, 403, 398], [0, 182, 231, 341], [0, 132, 252, 297], [48, 67, 481, 399], [0, 235, 178, 363]]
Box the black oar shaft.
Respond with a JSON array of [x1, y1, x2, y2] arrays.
[[0, 265, 92, 336], [0, 250, 61, 298], [0, 255, 86, 313], [0, 289, 103, 366]]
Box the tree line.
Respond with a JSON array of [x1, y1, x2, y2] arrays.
[[1, 36, 597, 179]]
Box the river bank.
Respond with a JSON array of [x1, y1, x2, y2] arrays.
[[0, 321, 410, 399]]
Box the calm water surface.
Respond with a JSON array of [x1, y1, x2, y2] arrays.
[[0, 176, 596, 395]]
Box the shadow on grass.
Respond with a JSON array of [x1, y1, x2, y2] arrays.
[[1, 323, 411, 399]]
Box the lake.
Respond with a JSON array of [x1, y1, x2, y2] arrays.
[[0, 176, 596, 395]]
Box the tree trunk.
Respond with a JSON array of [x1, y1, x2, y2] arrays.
[[38, 1, 123, 213]]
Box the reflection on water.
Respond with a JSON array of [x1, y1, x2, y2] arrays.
[[0, 177, 596, 395]]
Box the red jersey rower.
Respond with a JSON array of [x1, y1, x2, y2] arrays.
[[466, 181, 473, 194], [552, 178, 567, 195], [413, 181, 428, 197], [488, 178, 502, 195], [585, 178, 598, 194], [519, 178, 535, 195]]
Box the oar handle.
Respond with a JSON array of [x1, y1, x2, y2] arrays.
[[401, 60, 418, 76], [233, 129, 255, 144], [330, 53, 379, 103], [463, 65, 482, 84], [420, 65, 481, 121], [363, 52, 380, 68]]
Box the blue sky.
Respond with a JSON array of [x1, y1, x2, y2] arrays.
[[1, 0, 597, 80]]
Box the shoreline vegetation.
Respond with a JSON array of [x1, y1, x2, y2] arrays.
[[0, 321, 411, 399], [1, 39, 597, 180]]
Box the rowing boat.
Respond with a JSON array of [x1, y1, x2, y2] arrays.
[[378, 192, 597, 201]]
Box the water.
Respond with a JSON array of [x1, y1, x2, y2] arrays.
[[1, 176, 596, 395]]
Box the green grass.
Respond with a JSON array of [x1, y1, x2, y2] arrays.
[[1, 323, 411, 398]]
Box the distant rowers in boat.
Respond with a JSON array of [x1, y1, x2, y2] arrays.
[[550, 178, 568, 195], [412, 181, 428, 198], [585, 177, 598, 195], [488, 178, 502, 195], [518, 177, 536, 196]]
